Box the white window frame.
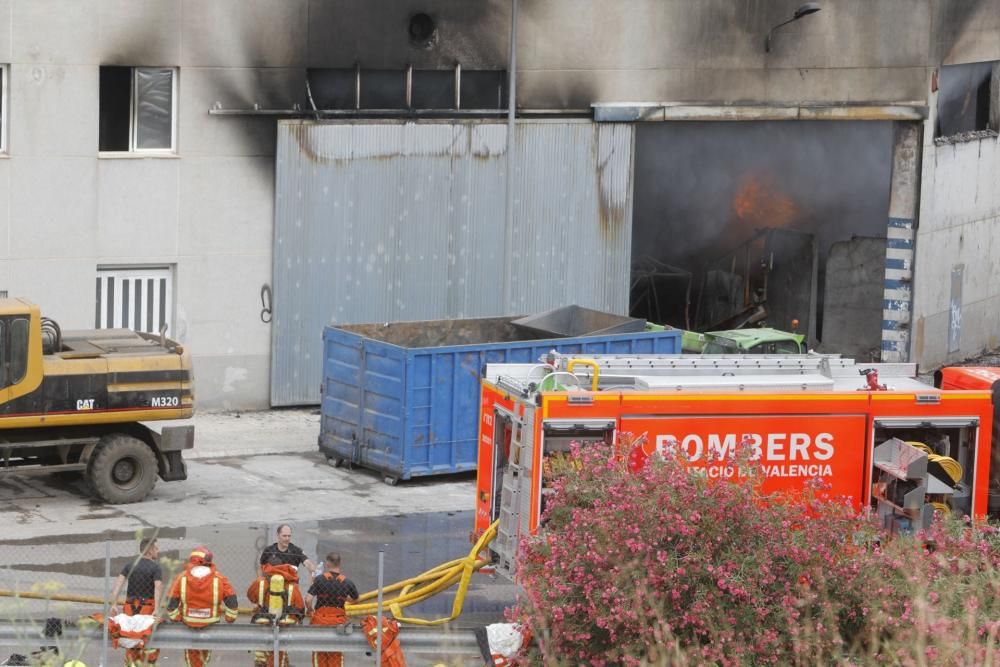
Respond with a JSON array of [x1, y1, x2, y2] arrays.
[[1, 64, 8, 154], [100, 66, 178, 155], [128, 67, 178, 155], [130, 67, 178, 154], [96, 265, 175, 335]]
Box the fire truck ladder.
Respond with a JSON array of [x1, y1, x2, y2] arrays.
[[493, 406, 537, 580], [543, 354, 918, 385], [488, 357, 921, 401]]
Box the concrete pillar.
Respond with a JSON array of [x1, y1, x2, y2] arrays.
[[881, 122, 921, 362]]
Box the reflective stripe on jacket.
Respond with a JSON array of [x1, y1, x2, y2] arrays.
[[166, 565, 238, 626], [179, 575, 221, 625]]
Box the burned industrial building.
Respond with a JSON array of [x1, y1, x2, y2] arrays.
[[0, 0, 996, 408]]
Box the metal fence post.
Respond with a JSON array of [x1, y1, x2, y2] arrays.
[[375, 548, 384, 666], [101, 540, 110, 667], [272, 624, 280, 666]]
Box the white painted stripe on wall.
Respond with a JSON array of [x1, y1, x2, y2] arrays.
[[884, 268, 913, 281], [881, 329, 908, 342]]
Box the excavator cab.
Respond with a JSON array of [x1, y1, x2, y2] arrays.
[[0, 300, 43, 405]]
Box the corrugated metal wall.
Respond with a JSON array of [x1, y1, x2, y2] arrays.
[[271, 119, 635, 405]]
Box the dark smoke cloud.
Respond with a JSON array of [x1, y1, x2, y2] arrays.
[[631, 121, 894, 330], [632, 121, 893, 269]]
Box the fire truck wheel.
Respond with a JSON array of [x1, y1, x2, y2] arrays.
[[87, 434, 158, 504]]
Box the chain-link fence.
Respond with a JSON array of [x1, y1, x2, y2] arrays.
[[0, 517, 513, 667]]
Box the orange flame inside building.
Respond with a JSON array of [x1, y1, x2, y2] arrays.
[[732, 174, 798, 229]]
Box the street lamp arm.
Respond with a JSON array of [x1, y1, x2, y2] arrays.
[[765, 17, 800, 53], [765, 3, 821, 53]]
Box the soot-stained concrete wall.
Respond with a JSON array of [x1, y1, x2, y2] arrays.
[[819, 237, 887, 361], [0, 0, 997, 408]]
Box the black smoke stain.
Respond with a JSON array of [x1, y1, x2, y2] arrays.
[[312, 0, 510, 70], [932, 0, 994, 64], [429, 1, 509, 70], [99, 6, 176, 67]]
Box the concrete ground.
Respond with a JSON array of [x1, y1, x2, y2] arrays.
[[0, 408, 511, 666], [165, 407, 323, 460], [4, 408, 476, 539]]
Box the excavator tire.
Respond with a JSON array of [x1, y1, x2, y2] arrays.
[[87, 434, 158, 504]]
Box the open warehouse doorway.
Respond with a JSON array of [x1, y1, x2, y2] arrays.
[[629, 120, 896, 360]]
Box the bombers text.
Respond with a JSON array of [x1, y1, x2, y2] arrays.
[[655, 432, 836, 463]]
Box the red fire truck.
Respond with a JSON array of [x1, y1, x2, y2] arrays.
[[474, 355, 996, 577]]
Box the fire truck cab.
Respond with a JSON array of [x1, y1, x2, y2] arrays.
[[475, 355, 996, 578]]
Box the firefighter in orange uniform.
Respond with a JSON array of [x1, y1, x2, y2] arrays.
[[361, 615, 407, 667], [305, 552, 359, 667], [165, 547, 238, 667], [247, 555, 306, 667]]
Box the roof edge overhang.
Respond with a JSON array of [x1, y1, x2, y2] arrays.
[[593, 102, 929, 122]]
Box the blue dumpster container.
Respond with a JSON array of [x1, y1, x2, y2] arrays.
[[319, 316, 681, 482]]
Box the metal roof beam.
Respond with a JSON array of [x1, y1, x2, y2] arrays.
[[593, 103, 929, 122]]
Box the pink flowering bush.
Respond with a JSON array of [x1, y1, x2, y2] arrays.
[[514, 442, 1000, 666]]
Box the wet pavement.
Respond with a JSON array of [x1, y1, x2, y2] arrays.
[[0, 510, 516, 666], [1, 510, 514, 622], [1, 451, 476, 540]]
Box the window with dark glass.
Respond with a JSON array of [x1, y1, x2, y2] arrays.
[[0, 317, 29, 389], [9, 317, 28, 386], [307, 67, 506, 111], [936, 61, 997, 137], [0, 320, 6, 387], [0, 64, 7, 152]]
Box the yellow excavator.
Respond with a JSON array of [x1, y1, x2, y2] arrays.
[[0, 297, 194, 503]]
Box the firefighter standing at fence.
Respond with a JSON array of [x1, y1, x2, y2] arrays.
[[305, 552, 358, 667], [108, 538, 162, 667], [165, 547, 238, 667], [247, 554, 306, 667]]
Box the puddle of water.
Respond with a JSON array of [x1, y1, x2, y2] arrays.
[[0, 511, 515, 628]]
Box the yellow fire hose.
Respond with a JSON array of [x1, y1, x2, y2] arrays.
[[0, 520, 500, 626]]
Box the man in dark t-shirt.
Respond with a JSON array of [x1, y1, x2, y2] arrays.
[[110, 538, 162, 615], [108, 537, 163, 667], [306, 552, 359, 667], [258, 524, 316, 575]]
